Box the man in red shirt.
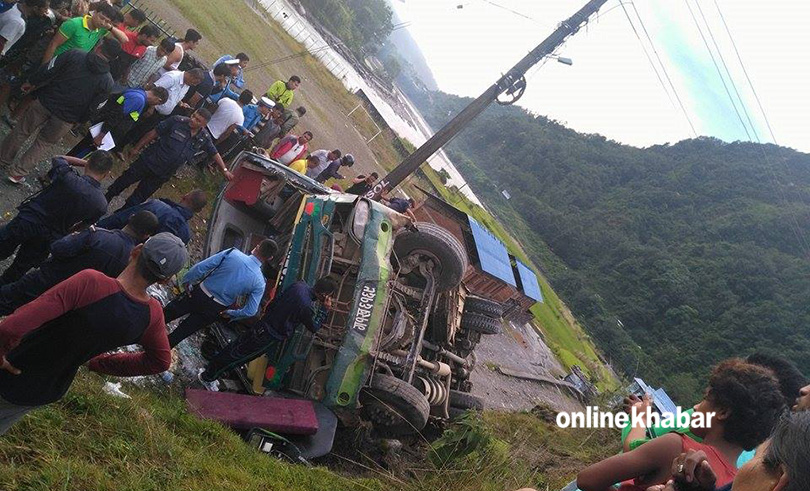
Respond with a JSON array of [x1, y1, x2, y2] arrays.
[[269, 131, 313, 165], [117, 7, 146, 31], [110, 24, 159, 82], [0, 232, 188, 434]]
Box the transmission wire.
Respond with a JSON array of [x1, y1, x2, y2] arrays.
[[628, 1, 698, 136]]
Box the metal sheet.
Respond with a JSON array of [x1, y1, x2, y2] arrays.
[[467, 217, 516, 286], [515, 260, 543, 302], [653, 388, 678, 416]]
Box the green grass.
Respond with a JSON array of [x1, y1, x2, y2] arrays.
[[476, 410, 617, 490], [421, 166, 619, 392], [157, 0, 352, 104], [0, 375, 617, 490], [0, 373, 381, 491]]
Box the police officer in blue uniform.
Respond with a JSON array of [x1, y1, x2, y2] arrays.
[[197, 277, 337, 390], [0, 210, 159, 315], [0, 152, 113, 285], [98, 189, 207, 245], [105, 109, 233, 211]]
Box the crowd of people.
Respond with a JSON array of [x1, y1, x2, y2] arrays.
[[0, 0, 420, 434], [514, 354, 810, 491]]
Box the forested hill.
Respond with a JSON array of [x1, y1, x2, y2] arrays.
[[410, 90, 810, 403]]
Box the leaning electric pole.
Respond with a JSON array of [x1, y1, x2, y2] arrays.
[[365, 0, 610, 200]]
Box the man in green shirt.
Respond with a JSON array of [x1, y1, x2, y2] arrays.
[[41, 3, 128, 63], [266, 75, 300, 108]]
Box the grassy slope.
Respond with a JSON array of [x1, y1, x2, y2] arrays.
[[422, 166, 618, 392], [0, 372, 617, 490], [0, 373, 380, 491]]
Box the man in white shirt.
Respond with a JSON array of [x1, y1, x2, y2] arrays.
[[207, 90, 251, 151], [0, 0, 49, 56], [153, 68, 204, 116], [157, 29, 201, 76], [116, 68, 205, 150], [306, 148, 341, 179]]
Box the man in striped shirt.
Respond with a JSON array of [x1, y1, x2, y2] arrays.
[[124, 37, 176, 88]]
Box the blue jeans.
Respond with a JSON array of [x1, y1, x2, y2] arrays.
[[0, 395, 38, 435]]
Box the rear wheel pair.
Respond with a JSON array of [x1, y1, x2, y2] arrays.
[[361, 375, 487, 433]]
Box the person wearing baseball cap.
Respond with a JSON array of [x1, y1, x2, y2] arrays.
[[239, 96, 276, 138], [213, 53, 249, 89], [0, 232, 188, 434]]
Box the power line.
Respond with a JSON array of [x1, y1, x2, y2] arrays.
[[693, 0, 759, 140], [680, 0, 809, 257], [623, 0, 808, 257], [480, 0, 544, 25], [618, 0, 677, 110], [683, 0, 751, 140], [709, 0, 810, 257], [694, 1, 758, 140], [627, 1, 698, 136], [711, 0, 777, 145], [390, 21, 412, 32], [245, 45, 332, 72]]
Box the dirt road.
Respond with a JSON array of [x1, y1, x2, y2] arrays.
[[0, 126, 73, 273], [471, 320, 584, 413]]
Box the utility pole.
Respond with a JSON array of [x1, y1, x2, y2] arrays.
[[365, 0, 609, 200]]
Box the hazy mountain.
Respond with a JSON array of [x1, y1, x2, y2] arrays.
[[410, 90, 810, 402], [386, 4, 439, 90]]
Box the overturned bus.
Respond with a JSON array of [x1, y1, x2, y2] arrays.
[[196, 151, 497, 447]]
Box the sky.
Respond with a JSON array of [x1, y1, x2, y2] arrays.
[[388, 0, 810, 152]]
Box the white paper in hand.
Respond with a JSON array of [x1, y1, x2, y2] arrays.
[[89, 122, 116, 151]]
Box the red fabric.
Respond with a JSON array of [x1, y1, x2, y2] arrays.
[[121, 29, 147, 58], [185, 389, 320, 435], [0, 269, 171, 375], [0, 269, 118, 357], [680, 437, 737, 487], [224, 166, 264, 205], [618, 435, 737, 491], [0, 270, 171, 405]]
